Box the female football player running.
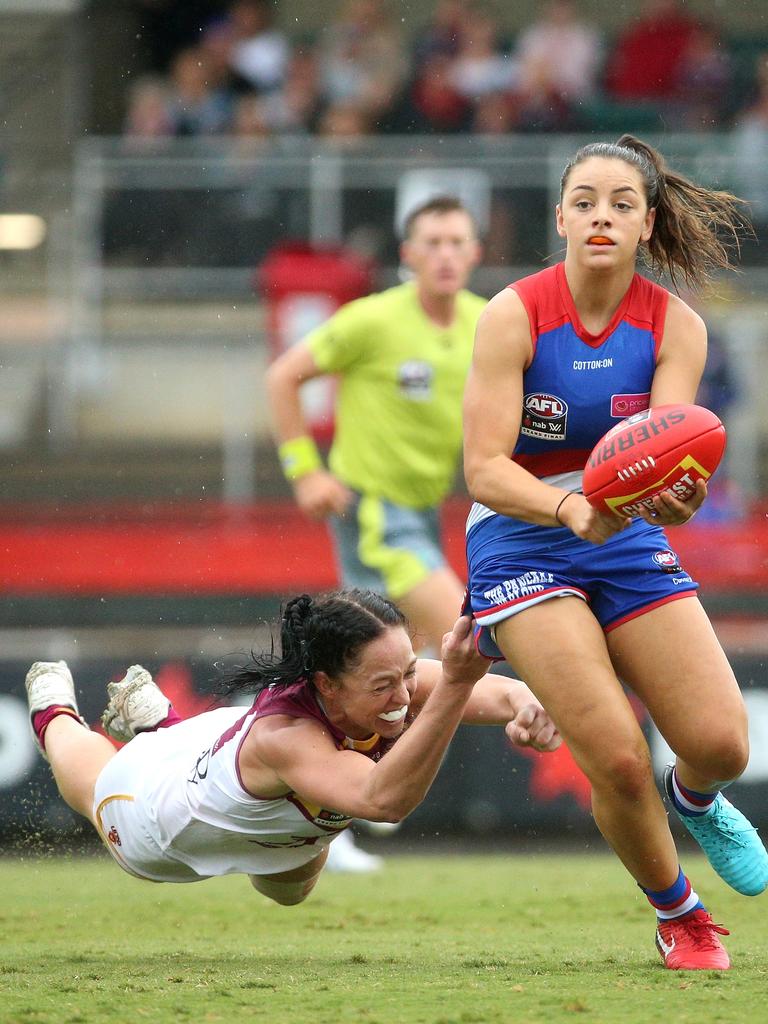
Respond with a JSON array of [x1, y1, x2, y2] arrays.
[[463, 134, 766, 970], [25, 589, 559, 905]]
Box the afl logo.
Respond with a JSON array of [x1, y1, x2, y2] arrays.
[[524, 393, 567, 418], [653, 549, 682, 573], [521, 393, 568, 441]]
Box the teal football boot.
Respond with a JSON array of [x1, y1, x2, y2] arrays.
[[664, 765, 768, 897]]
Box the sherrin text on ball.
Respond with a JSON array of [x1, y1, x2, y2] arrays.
[[583, 404, 726, 518]]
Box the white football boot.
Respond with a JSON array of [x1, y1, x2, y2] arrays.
[[101, 665, 171, 742], [325, 830, 384, 873], [360, 819, 402, 836], [25, 660, 89, 759]]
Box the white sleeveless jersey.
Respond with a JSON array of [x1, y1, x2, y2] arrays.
[[93, 697, 371, 882]]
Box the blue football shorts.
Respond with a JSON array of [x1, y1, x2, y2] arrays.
[[330, 491, 446, 600], [465, 515, 699, 659]]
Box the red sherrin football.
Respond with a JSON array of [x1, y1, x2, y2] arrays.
[[583, 404, 726, 518]]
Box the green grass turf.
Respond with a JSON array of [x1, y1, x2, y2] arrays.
[[1, 851, 766, 1023]]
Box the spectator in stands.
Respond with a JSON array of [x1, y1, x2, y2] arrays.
[[260, 49, 322, 134], [228, 0, 291, 95], [672, 21, 732, 130], [408, 53, 472, 133], [603, 0, 700, 102], [731, 53, 768, 260], [450, 5, 517, 103], [123, 76, 174, 141], [231, 93, 272, 143], [469, 95, 521, 263], [130, 0, 229, 74], [412, 0, 468, 65], [198, 16, 253, 96], [317, 102, 373, 143], [317, 0, 408, 127], [472, 90, 521, 135], [165, 47, 233, 135], [111, 77, 182, 262], [514, 0, 603, 112]]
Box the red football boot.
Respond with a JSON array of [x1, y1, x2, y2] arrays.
[[655, 909, 730, 970]]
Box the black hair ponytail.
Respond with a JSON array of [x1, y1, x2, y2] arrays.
[[218, 589, 407, 699]]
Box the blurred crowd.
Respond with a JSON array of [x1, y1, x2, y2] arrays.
[[122, 0, 768, 143]]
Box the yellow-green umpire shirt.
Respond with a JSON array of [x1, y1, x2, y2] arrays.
[[305, 281, 487, 509]]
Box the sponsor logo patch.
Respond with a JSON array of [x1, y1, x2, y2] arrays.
[[521, 393, 568, 441], [397, 360, 434, 400], [573, 357, 614, 370], [107, 826, 121, 846], [671, 574, 694, 585], [611, 392, 651, 418], [653, 549, 682, 573]]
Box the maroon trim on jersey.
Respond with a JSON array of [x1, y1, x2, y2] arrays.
[[251, 681, 347, 745], [236, 681, 386, 801], [213, 683, 346, 801], [512, 448, 593, 477], [212, 710, 250, 757], [235, 715, 264, 798], [285, 794, 350, 833]]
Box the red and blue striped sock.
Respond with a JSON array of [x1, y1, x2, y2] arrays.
[[641, 866, 704, 920], [670, 766, 718, 817]]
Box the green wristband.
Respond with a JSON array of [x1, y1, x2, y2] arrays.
[[278, 435, 322, 481]]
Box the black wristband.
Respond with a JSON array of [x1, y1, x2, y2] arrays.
[[555, 491, 575, 525]]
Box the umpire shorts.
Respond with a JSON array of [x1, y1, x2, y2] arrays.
[[329, 491, 447, 600]]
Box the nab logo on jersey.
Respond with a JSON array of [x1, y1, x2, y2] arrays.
[[521, 393, 568, 441]]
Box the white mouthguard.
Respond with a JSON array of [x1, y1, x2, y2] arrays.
[[378, 706, 407, 723]]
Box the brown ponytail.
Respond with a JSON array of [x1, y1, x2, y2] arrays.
[[560, 134, 750, 290]]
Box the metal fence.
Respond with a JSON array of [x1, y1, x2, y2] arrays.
[[51, 133, 768, 499]]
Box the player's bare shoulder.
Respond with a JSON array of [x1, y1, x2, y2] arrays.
[[245, 713, 335, 759], [662, 293, 707, 350], [239, 714, 338, 795], [666, 291, 706, 330], [473, 286, 533, 367], [477, 286, 529, 330]]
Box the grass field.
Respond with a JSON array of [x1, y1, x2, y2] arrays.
[[2, 850, 767, 1024]]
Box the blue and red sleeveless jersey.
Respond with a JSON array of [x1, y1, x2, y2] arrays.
[[466, 263, 668, 536], [511, 262, 668, 478]]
